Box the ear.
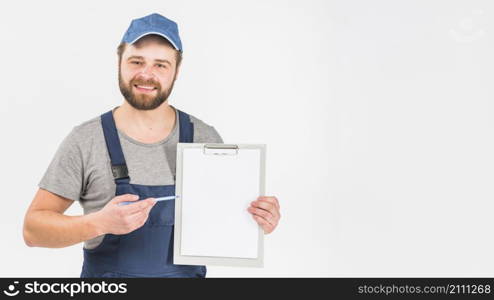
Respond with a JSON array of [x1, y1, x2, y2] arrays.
[[174, 64, 180, 80]]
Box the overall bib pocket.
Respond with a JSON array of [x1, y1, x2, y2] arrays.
[[148, 198, 175, 226]]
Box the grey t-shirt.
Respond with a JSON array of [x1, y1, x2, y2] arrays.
[[38, 106, 223, 249]]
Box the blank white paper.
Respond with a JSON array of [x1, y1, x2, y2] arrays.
[[180, 148, 260, 259]]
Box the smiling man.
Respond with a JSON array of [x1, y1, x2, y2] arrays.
[[23, 13, 281, 278]]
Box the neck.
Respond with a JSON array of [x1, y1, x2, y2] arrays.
[[113, 101, 176, 142]]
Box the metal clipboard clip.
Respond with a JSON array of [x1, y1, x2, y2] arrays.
[[203, 144, 239, 155]]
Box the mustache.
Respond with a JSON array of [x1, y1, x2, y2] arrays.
[[130, 78, 161, 89]]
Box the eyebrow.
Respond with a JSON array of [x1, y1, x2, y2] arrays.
[[127, 55, 171, 65]]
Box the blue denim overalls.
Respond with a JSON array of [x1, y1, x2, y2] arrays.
[[80, 109, 206, 278]]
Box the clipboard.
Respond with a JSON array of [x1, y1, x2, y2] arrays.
[[173, 143, 266, 267]]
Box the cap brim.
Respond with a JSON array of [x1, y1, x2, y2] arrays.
[[129, 32, 180, 51]]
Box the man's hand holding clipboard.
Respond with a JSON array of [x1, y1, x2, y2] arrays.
[[248, 196, 281, 234]]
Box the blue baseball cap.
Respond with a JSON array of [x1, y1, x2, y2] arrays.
[[121, 13, 183, 52]]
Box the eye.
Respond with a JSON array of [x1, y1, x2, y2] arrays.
[[131, 61, 142, 65], [156, 64, 167, 68]]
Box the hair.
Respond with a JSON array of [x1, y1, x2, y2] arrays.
[[117, 34, 183, 68]]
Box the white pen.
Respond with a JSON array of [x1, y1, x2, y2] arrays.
[[119, 195, 180, 206]]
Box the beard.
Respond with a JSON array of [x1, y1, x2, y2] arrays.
[[118, 69, 176, 111]]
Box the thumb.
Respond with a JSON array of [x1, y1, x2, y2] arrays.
[[111, 194, 139, 204]]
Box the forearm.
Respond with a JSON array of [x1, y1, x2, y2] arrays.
[[23, 210, 103, 248]]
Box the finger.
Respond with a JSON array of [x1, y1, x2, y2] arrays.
[[132, 199, 157, 218], [258, 196, 280, 210], [111, 194, 140, 204], [252, 215, 274, 234], [251, 200, 280, 219], [123, 198, 156, 215], [130, 201, 155, 222], [247, 206, 275, 224], [127, 210, 149, 230]]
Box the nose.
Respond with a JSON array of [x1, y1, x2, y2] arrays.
[[141, 66, 153, 76], [136, 68, 155, 82], [138, 65, 155, 78]]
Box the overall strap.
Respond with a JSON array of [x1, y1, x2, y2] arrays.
[[101, 110, 130, 185], [178, 109, 194, 143]]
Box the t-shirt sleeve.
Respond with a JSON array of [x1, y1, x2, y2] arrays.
[[38, 127, 84, 202], [208, 126, 224, 143], [194, 124, 224, 144]]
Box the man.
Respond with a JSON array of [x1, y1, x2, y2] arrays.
[[23, 13, 281, 278]]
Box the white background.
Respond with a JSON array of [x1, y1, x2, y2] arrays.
[[0, 0, 493, 277]]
